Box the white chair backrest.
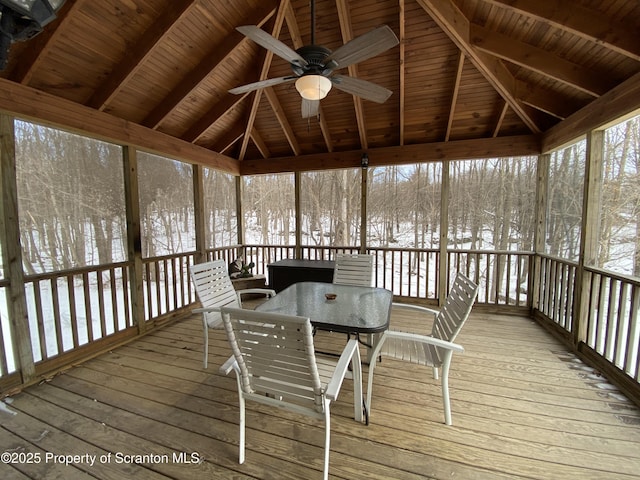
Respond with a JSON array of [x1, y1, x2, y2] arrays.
[[432, 272, 479, 343], [221, 307, 324, 412], [333, 253, 374, 287], [191, 260, 240, 326]]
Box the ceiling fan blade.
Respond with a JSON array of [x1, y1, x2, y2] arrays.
[[301, 98, 320, 118], [229, 76, 296, 95], [331, 74, 393, 103], [325, 25, 399, 69], [237, 25, 308, 67]]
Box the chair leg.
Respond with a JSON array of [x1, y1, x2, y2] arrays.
[[441, 352, 454, 425], [203, 323, 209, 369], [365, 334, 386, 418], [323, 401, 331, 480], [238, 389, 246, 464]]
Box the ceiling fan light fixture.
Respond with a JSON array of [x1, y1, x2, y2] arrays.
[[295, 74, 331, 100]]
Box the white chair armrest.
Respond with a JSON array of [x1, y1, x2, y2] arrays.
[[325, 338, 361, 401], [383, 330, 464, 354], [219, 355, 239, 375], [192, 306, 221, 314], [392, 302, 439, 317], [237, 288, 276, 297]]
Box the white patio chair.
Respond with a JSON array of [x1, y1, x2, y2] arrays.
[[332, 253, 374, 287], [219, 307, 363, 480], [190, 259, 276, 368], [366, 272, 478, 425]]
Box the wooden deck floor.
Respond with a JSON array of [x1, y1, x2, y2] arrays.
[[1, 306, 639, 479]]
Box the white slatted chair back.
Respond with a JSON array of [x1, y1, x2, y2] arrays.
[[220, 307, 363, 480], [191, 260, 277, 368], [223, 308, 324, 412], [191, 259, 239, 329], [333, 253, 374, 287], [367, 272, 478, 425], [427, 272, 479, 363]]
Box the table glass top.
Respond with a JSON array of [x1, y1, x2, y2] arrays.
[[255, 281, 392, 333]]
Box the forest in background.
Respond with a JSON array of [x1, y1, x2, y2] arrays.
[[4, 115, 640, 279]]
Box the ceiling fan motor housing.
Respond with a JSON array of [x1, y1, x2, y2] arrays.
[[292, 45, 338, 77]]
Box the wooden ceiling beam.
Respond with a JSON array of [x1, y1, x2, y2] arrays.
[[335, 0, 368, 150], [470, 24, 611, 97], [212, 124, 245, 154], [86, 1, 196, 111], [9, 0, 80, 85], [416, 0, 541, 134], [542, 71, 640, 152], [240, 134, 541, 175], [0, 78, 239, 174], [444, 51, 465, 141], [492, 101, 508, 137], [250, 128, 270, 158], [484, 0, 640, 62], [515, 81, 587, 120], [181, 92, 249, 143], [239, 0, 289, 160], [264, 86, 301, 155], [142, 2, 278, 129]]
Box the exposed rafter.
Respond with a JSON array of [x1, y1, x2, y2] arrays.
[[10, 0, 80, 84], [87, 1, 197, 111], [470, 24, 612, 97], [142, 3, 278, 130], [484, 0, 640, 62], [445, 51, 465, 141], [416, 0, 541, 134], [239, 0, 290, 160], [250, 127, 270, 158], [182, 92, 249, 143], [264, 86, 301, 155], [335, 0, 368, 150]]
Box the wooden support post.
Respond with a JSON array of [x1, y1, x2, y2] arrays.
[[235, 175, 244, 250], [122, 146, 146, 334], [0, 114, 35, 380], [295, 172, 302, 259], [439, 162, 450, 305], [192, 164, 206, 264], [531, 153, 550, 311], [573, 130, 604, 346], [360, 164, 368, 254]]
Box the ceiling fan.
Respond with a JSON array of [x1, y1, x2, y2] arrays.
[[228, 0, 399, 118]]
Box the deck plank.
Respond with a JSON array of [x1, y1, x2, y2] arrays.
[[1, 309, 639, 480]]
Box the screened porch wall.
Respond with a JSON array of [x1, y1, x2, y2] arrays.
[[1, 113, 639, 407]]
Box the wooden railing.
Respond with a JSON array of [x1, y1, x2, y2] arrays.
[[22, 262, 133, 364], [533, 254, 639, 398], [448, 250, 532, 307], [243, 244, 532, 306], [535, 254, 578, 334], [2, 244, 636, 403], [583, 266, 639, 382], [0, 246, 240, 388]]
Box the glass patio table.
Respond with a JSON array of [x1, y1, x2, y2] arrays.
[[255, 281, 393, 335]]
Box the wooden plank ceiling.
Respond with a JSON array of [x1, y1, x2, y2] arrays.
[[1, 0, 639, 174]]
